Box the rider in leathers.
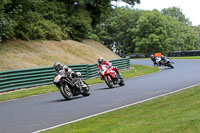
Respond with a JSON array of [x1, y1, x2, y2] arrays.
[[150, 54, 156, 65], [54, 62, 86, 87], [97, 57, 122, 80]]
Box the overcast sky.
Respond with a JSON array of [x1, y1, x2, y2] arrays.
[[112, 0, 200, 26]]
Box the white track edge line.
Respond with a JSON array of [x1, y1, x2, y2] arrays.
[[32, 83, 200, 133]]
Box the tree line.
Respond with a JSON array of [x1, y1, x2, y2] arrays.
[[0, 0, 139, 42], [92, 7, 200, 55], [1, 0, 200, 55]]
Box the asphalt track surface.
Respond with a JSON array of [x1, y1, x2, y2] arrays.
[[0, 59, 200, 133]]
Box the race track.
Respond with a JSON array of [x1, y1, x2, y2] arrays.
[[0, 59, 200, 133]]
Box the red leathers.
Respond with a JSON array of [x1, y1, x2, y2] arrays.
[[97, 60, 119, 80]]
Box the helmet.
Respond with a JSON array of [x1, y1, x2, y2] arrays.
[[150, 54, 154, 58], [161, 55, 165, 59], [54, 62, 63, 71], [98, 57, 104, 64], [63, 65, 69, 71]]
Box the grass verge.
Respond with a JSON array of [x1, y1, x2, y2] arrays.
[[43, 85, 200, 133], [170, 56, 200, 59], [0, 65, 159, 102]]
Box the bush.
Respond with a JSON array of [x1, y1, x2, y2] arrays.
[[88, 32, 100, 41], [66, 10, 92, 41], [13, 11, 68, 41], [29, 19, 68, 41], [0, 14, 15, 42]]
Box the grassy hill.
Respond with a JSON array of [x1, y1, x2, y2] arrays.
[[0, 40, 119, 71]]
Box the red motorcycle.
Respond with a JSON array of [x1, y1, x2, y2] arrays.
[[99, 65, 124, 88]]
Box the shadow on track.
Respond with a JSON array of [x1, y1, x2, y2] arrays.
[[161, 67, 175, 70], [44, 96, 83, 103], [95, 86, 122, 91]]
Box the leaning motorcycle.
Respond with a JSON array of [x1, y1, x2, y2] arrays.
[[154, 57, 174, 68], [164, 58, 174, 68], [54, 70, 90, 100], [100, 65, 124, 88]]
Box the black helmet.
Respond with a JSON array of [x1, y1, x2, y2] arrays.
[[98, 57, 104, 64], [54, 62, 63, 71]]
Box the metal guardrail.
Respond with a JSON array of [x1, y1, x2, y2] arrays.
[[0, 58, 130, 92], [168, 50, 200, 57]]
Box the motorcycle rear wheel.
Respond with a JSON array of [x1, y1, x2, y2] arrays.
[[60, 85, 73, 100], [105, 76, 114, 88]]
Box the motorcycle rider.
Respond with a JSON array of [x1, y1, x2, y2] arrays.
[[97, 57, 122, 79], [161, 55, 172, 66], [150, 54, 156, 65], [54, 62, 86, 87], [161, 55, 170, 65]]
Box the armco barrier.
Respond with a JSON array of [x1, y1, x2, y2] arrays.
[[0, 58, 130, 92], [168, 50, 200, 57]]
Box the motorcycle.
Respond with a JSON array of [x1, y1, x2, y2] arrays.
[[54, 70, 90, 100], [164, 58, 174, 68], [100, 65, 124, 88], [154, 57, 174, 68]]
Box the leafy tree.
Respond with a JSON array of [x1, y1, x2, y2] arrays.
[[161, 7, 191, 25], [94, 8, 199, 55], [112, 0, 140, 6], [0, 14, 15, 42], [93, 7, 142, 55], [192, 26, 200, 49]]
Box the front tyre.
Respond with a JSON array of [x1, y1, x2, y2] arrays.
[[119, 78, 125, 86], [168, 63, 174, 69], [81, 81, 90, 96], [105, 76, 114, 88], [60, 85, 73, 100]]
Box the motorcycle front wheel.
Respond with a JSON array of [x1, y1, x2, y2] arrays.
[[60, 85, 73, 100], [119, 78, 125, 86], [81, 81, 91, 96], [105, 76, 114, 88], [168, 63, 174, 69]]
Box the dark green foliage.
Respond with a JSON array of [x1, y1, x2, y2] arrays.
[[192, 26, 200, 49], [86, 0, 112, 26], [112, 0, 140, 6], [0, 0, 140, 42], [93, 8, 143, 55], [1, 0, 69, 41], [161, 7, 191, 25], [0, 13, 15, 42], [93, 7, 200, 55], [66, 10, 92, 41]]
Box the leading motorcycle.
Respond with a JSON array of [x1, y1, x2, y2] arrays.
[[164, 58, 174, 68], [54, 70, 90, 100], [100, 65, 124, 88], [154, 57, 174, 68]]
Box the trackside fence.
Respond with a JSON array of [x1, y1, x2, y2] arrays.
[[0, 58, 130, 92]]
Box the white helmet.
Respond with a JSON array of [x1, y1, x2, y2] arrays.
[[63, 65, 69, 71], [98, 57, 104, 64]]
